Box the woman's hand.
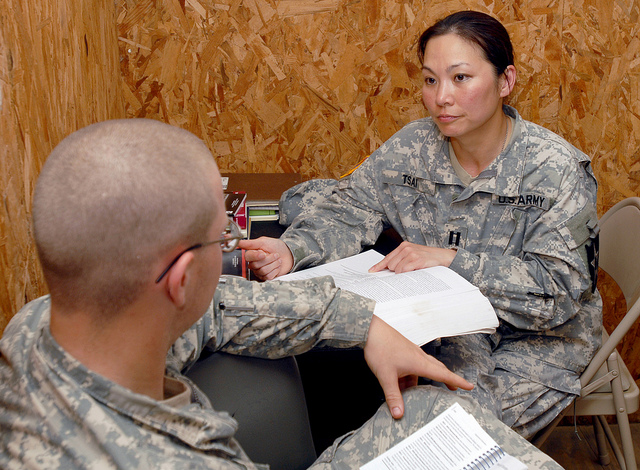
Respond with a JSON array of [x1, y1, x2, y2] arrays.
[[238, 237, 294, 280], [369, 241, 457, 273]]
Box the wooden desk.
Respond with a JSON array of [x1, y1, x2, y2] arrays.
[[221, 173, 303, 206]]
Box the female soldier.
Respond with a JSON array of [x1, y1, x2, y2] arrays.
[[239, 10, 601, 438]]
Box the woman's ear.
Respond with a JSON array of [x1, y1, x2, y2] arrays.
[[500, 65, 517, 98], [165, 251, 195, 308]]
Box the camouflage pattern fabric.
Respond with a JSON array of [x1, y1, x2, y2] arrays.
[[422, 334, 578, 438], [279, 178, 337, 226], [280, 105, 602, 437], [0, 286, 562, 469], [313, 386, 563, 469], [0, 276, 374, 469]]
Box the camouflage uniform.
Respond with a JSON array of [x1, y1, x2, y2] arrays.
[[0, 274, 563, 469], [280, 106, 602, 437], [0, 276, 369, 469], [313, 386, 563, 469]]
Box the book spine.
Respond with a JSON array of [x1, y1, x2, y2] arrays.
[[221, 249, 247, 279]]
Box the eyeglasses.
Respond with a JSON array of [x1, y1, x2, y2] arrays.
[[155, 218, 243, 283]]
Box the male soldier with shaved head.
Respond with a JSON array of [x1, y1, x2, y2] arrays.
[[0, 119, 561, 469]]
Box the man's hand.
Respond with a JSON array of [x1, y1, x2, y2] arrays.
[[238, 237, 294, 280], [369, 241, 457, 274], [364, 315, 473, 419]]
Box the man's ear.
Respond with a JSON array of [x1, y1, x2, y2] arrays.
[[165, 251, 195, 308]]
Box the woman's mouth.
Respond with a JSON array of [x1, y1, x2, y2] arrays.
[[437, 114, 458, 123]]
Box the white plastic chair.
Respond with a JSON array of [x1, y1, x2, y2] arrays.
[[533, 197, 640, 470]]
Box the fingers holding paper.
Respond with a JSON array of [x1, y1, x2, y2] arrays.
[[364, 315, 473, 420]]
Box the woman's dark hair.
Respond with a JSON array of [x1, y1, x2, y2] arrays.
[[418, 11, 514, 77]]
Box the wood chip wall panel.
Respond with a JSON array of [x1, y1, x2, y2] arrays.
[[0, 0, 124, 331], [1, 0, 639, 411]]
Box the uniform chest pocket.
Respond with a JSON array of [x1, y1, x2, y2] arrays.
[[382, 171, 438, 243], [382, 170, 433, 213], [386, 183, 421, 212], [485, 207, 529, 256]]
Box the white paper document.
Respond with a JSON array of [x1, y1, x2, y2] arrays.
[[279, 250, 498, 346], [360, 402, 527, 470]]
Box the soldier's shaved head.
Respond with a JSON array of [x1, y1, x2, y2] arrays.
[[33, 119, 219, 315]]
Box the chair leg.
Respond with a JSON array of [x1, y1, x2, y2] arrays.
[[598, 416, 628, 470], [615, 415, 637, 470], [609, 354, 638, 470], [593, 417, 611, 466], [617, 414, 638, 470]]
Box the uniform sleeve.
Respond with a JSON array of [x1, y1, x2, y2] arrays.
[[168, 275, 375, 372], [281, 154, 390, 271], [449, 156, 599, 332]]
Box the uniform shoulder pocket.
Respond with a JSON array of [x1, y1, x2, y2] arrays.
[[556, 208, 597, 250], [556, 208, 599, 291]]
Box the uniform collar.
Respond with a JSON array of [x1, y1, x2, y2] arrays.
[[37, 320, 242, 454], [420, 105, 527, 197]]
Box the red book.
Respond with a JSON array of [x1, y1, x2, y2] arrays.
[[224, 191, 247, 230]]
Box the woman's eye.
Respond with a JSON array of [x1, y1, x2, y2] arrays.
[[424, 77, 436, 85], [454, 74, 468, 82]]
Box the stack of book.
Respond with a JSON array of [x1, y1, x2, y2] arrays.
[[221, 173, 302, 240], [220, 173, 303, 277], [224, 191, 248, 236]]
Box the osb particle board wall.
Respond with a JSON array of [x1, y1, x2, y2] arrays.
[[1, 0, 639, 398], [0, 0, 125, 333]]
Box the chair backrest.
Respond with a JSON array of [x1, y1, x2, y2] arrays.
[[581, 197, 640, 386], [598, 197, 640, 307], [186, 352, 317, 470]]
